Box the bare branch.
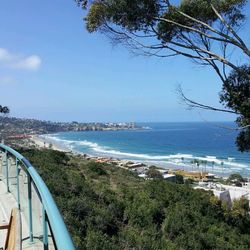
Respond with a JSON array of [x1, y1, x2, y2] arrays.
[[222, 43, 228, 79], [198, 116, 249, 130], [168, 37, 239, 71], [177, 85, 240, 115], [154, 17, 240, 71], [104, 23, 223, 62], [177, 10, 241, 45]]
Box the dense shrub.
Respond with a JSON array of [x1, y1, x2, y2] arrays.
[[19, 149, 250, 250]]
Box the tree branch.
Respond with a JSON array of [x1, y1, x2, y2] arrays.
[[210, 3, 250, 57], [154, 17, 240, 71], [176, 10, 241, 46], [155, 16, 232, 44], [177, 85, 240, 115]]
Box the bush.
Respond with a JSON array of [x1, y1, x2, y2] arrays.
[[146, 169, 163, 179], [184, 178, 194, 185], [227, 173, 245, 185], [175, 174, 184, 184], [88, 162, 107, 175]]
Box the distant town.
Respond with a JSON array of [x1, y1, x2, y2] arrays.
[[0, 116, 140, 140]]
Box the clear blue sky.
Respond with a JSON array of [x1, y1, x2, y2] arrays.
[[0, 0, 249, 122]]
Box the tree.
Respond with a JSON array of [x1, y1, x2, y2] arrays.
[[0, 105, 10, 134], [76, 0, 250, 151], [220, 65, 250, 151], [146, 168, 163, 179], [227, 173, 245, 186], [0, 105, 9, 114], [175, 174, 184, 184], [229, 197, 250, 231]]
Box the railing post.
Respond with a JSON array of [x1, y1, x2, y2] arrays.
[[0, 144, 75, 249], [16, 158, 21, 210], [43, 206, 49, 250], [5, 151, 10, 192], [28, 174, 34, 243]]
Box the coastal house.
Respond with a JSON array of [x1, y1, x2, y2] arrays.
[[126, 162, 145, 169], [195, 182, 250, 208], [194, 184, 232, 208], [163, 174, 176, 182], [174, 170, 208, 181]]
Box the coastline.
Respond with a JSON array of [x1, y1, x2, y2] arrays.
[[29, 134, 230, 180]]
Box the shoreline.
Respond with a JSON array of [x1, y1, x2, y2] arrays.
[[29, 134, 238, 180], [30, 135, 70, 152]]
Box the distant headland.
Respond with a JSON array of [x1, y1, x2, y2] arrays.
[[0, 116, 141, 139]]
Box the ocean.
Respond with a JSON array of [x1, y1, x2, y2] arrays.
[[43, 122, 250, 177]]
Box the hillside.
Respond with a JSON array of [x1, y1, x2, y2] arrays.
[[19, 148, 250, 250], [0, 116, 139, 139]]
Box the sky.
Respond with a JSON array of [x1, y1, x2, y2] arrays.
[[0, 0, 249, 123]]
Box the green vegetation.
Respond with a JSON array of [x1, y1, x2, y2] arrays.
[[19, 148, 250, 249], [220, 65, 250, 151], [227, 173, 246, 187], [0, 105, 9, 114], [175, 174, 184, 184], [146, 166, 163, 179]]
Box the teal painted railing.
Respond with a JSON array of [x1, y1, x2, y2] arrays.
[[0, 143, 75, 250]]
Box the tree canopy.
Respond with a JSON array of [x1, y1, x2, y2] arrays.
[[220, 65, 250, 151], [146, 168, 163, 179], [77, 0, 250, 151], [227, 173, 245, 186]]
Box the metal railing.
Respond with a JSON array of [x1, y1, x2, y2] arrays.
[[0, 143, 75, 250]]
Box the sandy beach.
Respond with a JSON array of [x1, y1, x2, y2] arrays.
[[30, 135, 68, 152]]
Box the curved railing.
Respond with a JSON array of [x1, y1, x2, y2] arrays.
[[0, 143, 75, 250]]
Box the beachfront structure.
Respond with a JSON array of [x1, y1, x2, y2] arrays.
[[173, 170, 208, 180], [195, 182, 250, 208], [162, 174, 176, 182], [0, 144, 75, 249], [194, 184, 232, 208], [222, 184, 250, 201]]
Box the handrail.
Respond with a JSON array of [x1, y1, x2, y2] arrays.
[[0, 143, 75, 250]]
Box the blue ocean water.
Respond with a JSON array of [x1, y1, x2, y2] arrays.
[[44, 122, 250, 177]]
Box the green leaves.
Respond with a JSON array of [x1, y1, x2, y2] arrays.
[[86, 2, 107, 32], [86, 0, 160, 32], [146, 168, 163, 179], [75, 0, 88, 9], [88, 161, 108, 175], [220, 65, 250, 151], [220, 65, 250, 117], [84, 0, 247, 37]]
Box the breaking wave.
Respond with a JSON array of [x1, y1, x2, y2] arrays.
[[43, 135, 250, 174]]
